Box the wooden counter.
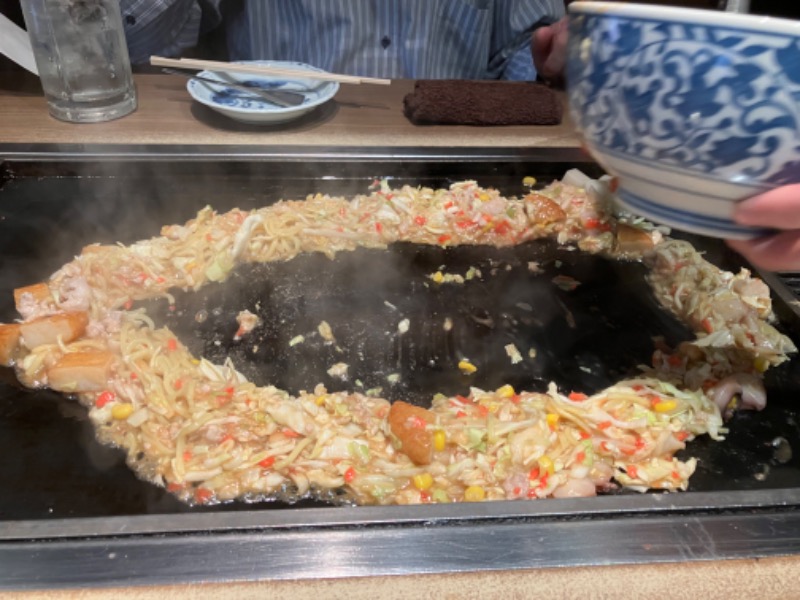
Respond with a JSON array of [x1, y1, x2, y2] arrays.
[[6, 557, 800, 600], [0, 74, 580, 150], [1, 73, 799, 600]]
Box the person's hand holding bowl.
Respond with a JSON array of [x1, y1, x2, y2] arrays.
[[566, 1, 800, 271], [727, 186, 800, 271]]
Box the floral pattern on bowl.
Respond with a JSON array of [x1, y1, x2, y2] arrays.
[[567, 2, 800, 239]]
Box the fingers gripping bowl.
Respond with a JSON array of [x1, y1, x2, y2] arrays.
[[566, 2, 800, 239]]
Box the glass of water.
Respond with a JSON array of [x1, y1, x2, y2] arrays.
[[20, 0, 137, 123]]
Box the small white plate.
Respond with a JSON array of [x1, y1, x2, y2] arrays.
[[186, 60, 339, 125]]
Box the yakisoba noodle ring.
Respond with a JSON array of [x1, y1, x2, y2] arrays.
[[1, 172, 795, 505]]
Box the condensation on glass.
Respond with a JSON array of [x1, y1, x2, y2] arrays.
[[20, 0, 137, 123]]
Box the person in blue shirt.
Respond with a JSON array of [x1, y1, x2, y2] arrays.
[[121, 0, 568, 81]]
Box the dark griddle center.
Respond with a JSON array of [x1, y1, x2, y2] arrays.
[[143, 240, 688, 406]]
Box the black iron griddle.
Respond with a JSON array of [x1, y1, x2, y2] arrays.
[[1, 150, 799, 589]]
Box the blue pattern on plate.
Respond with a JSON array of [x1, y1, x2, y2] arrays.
[[568, 14, 800, 186], [210, 80, 306, 109], [186, 61, 339, 120]]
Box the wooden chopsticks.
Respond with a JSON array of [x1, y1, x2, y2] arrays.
[[150, 56, 391, 86]]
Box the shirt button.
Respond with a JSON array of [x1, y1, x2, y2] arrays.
[[381, 36, 391, 49], [125, 14, 136, 25]]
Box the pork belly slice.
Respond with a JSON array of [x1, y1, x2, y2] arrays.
[[0, 323, 21, 366], [615, 223, 655, 255], [14, 282, 53, 316], [388, 401, 435, 466], [525, 193, 567, 225], [19, 312, 89, 349], [47, 350, 114, 393]]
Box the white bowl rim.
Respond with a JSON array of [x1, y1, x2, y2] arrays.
[[568, 1, 800, 34], [186, 60, 339, 115]]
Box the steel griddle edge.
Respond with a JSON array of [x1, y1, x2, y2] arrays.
[[0, 147, 799, 590]]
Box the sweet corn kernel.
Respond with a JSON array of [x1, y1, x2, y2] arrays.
[[464, 485, 486, 502], [522, 176, 537, 187], [413, 473, 433, 491], [653, 400, 678, 413], [478, 193, 491, 201], [754, 356, 770, 373], [546, 413, 560, 429], [538, 455, 555, 476], [315, 395, 327, 406], [497, 384, 516, 398], [432, 271, 444, 284], [433, 429, 447, 452], [111, 403, 134, 420], [458, 360, 477, 374]]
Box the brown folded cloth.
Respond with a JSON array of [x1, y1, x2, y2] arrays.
[[403, 80, 563, 126]]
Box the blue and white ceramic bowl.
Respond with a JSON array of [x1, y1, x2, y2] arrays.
[[567, 2, 800, 239], [187, 60, 339, 125]]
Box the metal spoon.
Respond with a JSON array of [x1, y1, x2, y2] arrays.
[[162, 68, 306, 108]]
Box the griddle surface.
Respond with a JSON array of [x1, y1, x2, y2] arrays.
[[1, 162, 799, 521]]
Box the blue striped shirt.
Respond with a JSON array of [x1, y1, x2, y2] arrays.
[[122, 0, 564, 80], [123, 0, 209, 66]]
